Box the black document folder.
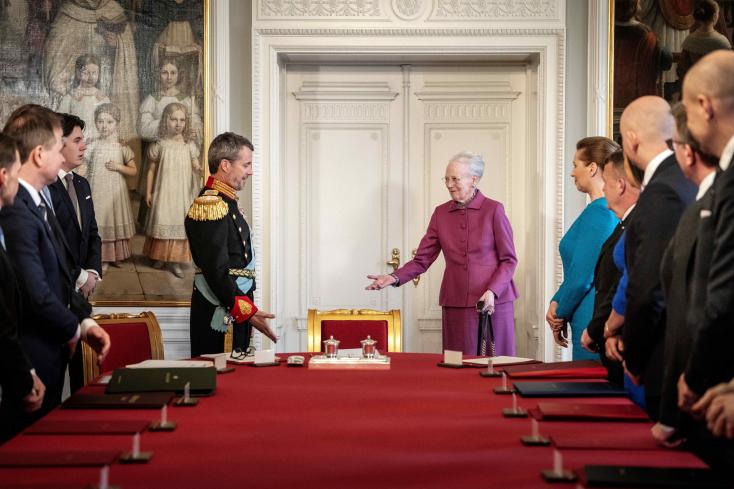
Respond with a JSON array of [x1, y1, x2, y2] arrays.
[[105, 367, 217, 395], [513, 381, 628, 398], [584, 465, 731, 488], [62, 392, 173, 409]]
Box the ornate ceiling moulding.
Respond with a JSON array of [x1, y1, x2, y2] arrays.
[[258, 0, 385, 19], [431, 0, 559, 20]]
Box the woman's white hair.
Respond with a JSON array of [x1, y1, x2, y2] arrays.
[[449, 151, 485, 179]]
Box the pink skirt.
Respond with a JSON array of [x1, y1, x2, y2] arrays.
[[442, 302, 515, 356]]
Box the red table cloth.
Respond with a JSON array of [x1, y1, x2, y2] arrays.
[[0, 353, 706, 488]]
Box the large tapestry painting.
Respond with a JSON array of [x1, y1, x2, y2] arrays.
[[0, 0, 205, 304]]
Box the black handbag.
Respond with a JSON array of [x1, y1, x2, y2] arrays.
[[477, 310, 496, 357]]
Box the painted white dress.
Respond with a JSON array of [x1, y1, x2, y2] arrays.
[[143, 139, 200, 262], [86, 137, 136, 261], [56, 88, 110, 140]]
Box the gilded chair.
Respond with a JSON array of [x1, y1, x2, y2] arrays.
[[81, 311, 164, 385], [306, 309, 402, 353]]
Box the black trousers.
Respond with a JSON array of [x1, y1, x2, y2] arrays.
[[189, 287, 252, 357]]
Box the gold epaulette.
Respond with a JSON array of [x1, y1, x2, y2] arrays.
[[187, 193, 228, 221]]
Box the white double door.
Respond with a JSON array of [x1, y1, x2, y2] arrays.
[[279, 63, 534, 355]]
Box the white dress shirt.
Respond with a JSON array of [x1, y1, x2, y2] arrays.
[[642, 149, 674, 189], [719, 134, 734, 171], [696, 171, 716, 201]]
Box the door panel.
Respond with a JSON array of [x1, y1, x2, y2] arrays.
[[282, 65, 403, 352], [281, 63, 533, 356], [407, 66, 529, 354]]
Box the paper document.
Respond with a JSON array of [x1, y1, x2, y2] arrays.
[[463, 356, 536, 366], [126, 360, 213, 369]]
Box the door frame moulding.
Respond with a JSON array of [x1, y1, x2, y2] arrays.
[[251, 28, 565, 361]]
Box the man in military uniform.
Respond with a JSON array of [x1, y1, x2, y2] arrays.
[[185, 132, 276, 356]]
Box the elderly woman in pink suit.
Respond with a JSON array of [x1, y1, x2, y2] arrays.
[[366, 152, 519, 355]]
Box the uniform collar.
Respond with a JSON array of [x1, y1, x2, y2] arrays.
[[206, 176, 238, 201]]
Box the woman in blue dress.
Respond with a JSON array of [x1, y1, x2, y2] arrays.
[[546, 137, 620, 360]]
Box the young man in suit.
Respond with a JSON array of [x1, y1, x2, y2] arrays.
[[0, 105, 110, 431], [581, 150, 640, 386], [49, 113, 101, 299], [653, 103, 718, 446], [618, 96, 697, 420], [677, 50, 734, 472], [0, 133, 46, 443]]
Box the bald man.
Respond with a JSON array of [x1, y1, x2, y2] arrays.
[[619, 96, 697, 420], [679, 51, 734, 409]]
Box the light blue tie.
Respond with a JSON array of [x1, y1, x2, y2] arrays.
[[0, 225, 5, 251], [41, 186, 55, 215]]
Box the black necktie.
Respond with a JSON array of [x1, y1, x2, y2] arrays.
[[39, 197, 70, 268]]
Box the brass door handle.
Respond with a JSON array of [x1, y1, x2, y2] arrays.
[[386, 248, 400, 272], [411, 249, 420, 286]]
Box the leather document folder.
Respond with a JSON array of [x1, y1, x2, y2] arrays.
[[502, 360, 607, 378], [62, 392, 173, 409], [26, 419, 151, 434], [513, 381, 628, 398], [584, 465, 730, 488], [536, 402, 648, 421], [105, 366, 217, 395], [0, 450, 119, 467]]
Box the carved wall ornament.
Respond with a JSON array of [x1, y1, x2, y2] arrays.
[[259, 0, 382, 18], [432, 0, 558, 20], [392, 0, 428, 20]]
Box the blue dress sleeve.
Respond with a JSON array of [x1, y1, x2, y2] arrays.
[[555, 202, 619, 319]]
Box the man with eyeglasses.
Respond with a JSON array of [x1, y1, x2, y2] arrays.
[[653, 102, 718, 448], [677, 49, 734, 473]]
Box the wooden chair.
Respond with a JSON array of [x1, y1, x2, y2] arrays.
[[306, 309, 402, 353], [81, 311, 164, 385]]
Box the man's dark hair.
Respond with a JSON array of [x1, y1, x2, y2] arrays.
[[57, 112, 86, 137], [2, 104, 62, 163], [208, 132, 254, 174], [0, 133, 19, 171]]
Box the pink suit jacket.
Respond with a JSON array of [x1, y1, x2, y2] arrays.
[[394, 191, 519, 307]]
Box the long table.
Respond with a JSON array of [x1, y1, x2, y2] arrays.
[[0, 353, 707, 488]]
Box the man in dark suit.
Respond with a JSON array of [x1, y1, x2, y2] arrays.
[[48, 114, 102, 392], [676, 50, 734, 472], [48, 114, 101, 299], [581, 150, 640, 387], [0, 105, 110, 431], [184, 132, 276, 357], [653, 103, 718, 445], [618, 96, 697, 419], [0, 133, 45, 443]]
